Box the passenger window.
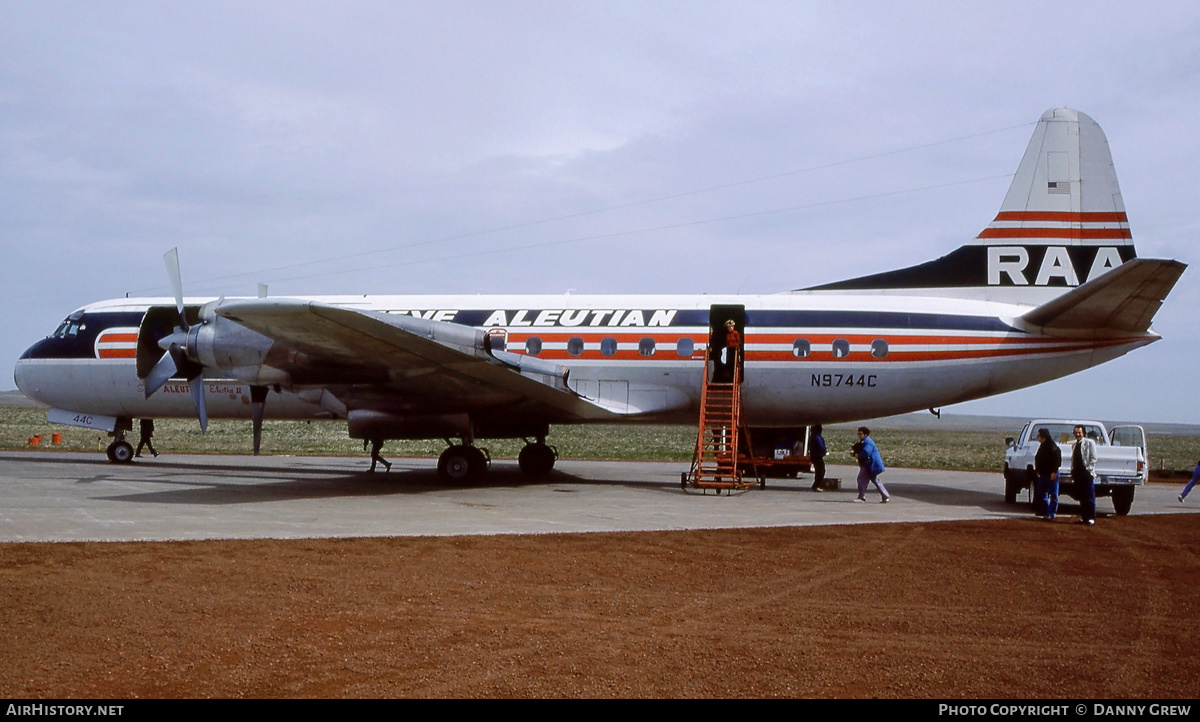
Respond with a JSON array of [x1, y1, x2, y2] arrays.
[[601, 337, 618, 356], [567, 337, 584, 356], [525, 337, 543, 356], [792, 339, 810, 358], [871, 339, 888, 359], [676, 337, 694, 358], [638, 338, 655, 357], [832, 339, 850, 358]]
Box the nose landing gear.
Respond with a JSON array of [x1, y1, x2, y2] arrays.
[[106, 440, 134, 464], [105, 419, 135, 464]]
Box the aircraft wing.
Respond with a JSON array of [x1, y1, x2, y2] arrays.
[[1018, 258, 1186, 335], [215, 298, 618, 420]]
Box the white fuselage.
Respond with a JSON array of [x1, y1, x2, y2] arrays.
[[14, 290, 1155, 429]]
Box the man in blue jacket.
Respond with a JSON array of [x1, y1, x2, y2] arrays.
[[854, 426, 889, 503]]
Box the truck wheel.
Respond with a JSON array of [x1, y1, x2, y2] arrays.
[[1112, 487, 1135, 516], [1003, 469, 1019, 505], [1027, 468, 1042, 514]]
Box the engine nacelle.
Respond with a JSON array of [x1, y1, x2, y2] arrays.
[[186, 313, 277, 379], [136, 302, 286, 387]]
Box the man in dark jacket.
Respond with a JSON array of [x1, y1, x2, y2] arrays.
[[809, 425, 827, 492], [1034, 428, 1062, 520]]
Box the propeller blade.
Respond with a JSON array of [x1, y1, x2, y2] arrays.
[[163, 248, 185, 322], [188, 376, 208, 433], [250, 385, 268, 456], [143, 349, 179, 399]]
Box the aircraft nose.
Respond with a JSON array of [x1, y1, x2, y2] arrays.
[[14, 357, 34, 397], [14, 338, 53, 401]]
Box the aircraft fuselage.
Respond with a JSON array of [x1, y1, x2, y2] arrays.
[[15, 291, 1155, 431]]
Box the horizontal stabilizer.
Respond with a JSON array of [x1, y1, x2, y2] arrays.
[[1018, 258, 1186, 335]]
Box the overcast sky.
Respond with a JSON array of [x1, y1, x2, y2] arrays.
[[2, 1, 1197, 424]]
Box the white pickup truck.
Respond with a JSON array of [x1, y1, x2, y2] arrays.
[[1003, 420, 1147, 515]]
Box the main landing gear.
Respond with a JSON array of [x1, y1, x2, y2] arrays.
[[434, 436, 558, 482], [438, 443, 489, 483], [518, 439, 557, 477]]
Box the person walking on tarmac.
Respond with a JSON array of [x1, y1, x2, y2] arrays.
[[1178, 461, 1200, 503], [809, 424, 828, 492], [135, 418, 158, 458], [367, 438, 391, 473], [853, 427, 889, 503]]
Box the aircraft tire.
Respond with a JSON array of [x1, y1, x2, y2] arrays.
[[438, 445, 486, 483], [108, 441, 135, 464], [518, 443, 556, 477]]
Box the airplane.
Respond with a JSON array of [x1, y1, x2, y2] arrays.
[[14, 107, 1186, 481]]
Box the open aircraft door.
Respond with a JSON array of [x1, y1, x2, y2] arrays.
[[707, 304, 745, 381]]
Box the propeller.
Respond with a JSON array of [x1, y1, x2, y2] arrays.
[[141, 248, 208, 432]]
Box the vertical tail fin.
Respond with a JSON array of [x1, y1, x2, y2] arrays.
[[807, 108, 1137, 304]]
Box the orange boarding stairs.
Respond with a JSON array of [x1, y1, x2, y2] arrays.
[[683, 346, 758, 492]]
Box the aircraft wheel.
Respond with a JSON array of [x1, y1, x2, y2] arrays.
[[108, 441, 135, 464], [518, 443, 556, 477], [438, 445, 486, 483]]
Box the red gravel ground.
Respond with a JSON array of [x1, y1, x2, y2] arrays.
[[2, 515, 1198, 698]]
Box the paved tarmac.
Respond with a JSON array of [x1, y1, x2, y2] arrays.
[[1, 451, 1196, 542]]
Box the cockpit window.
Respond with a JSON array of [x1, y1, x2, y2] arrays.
[[53, 319, 84, 338], [52, 311, 86, 338]]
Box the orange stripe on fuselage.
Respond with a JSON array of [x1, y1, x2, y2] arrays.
[[98, 332, 139, 343], [992, 211, 1129, 223], [98, 348, 138, 359]]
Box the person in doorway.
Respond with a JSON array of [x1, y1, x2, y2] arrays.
[[715, 319, 741, 383], [1178, 461, 1200, 503], [1034, 428, 1061, 520], [134, 418, 158, 458], [1072, 425, 1098, 525], [809, 424, 827, 492], [853, 426, 889, 503], [368, 438, 391, 473]]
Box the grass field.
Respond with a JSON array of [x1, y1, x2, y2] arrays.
[[4, 396, 1197, 474]]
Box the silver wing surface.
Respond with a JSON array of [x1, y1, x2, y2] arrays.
[[215, 298, 618, 423]]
